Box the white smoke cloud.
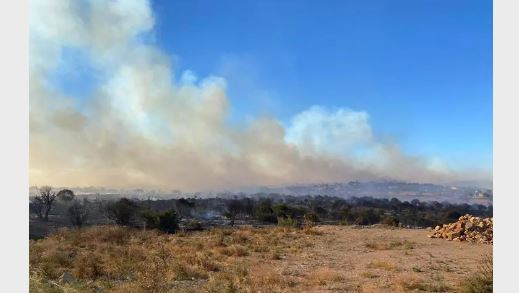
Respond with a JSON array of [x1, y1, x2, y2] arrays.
[[29, 0, 488, 191]]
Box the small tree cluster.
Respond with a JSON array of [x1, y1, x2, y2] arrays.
[[106, 198, 138, 226], [140, 209, 179, 233], [68, 199, 89, 228], [30, 186, 75, 221]]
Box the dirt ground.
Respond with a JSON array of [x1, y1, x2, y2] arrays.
[[269, 225, 492, 292]]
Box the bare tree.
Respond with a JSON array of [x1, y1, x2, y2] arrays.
[[37, 186, 57, 221], [31, 186, 76, 221], [68, 199, 89, 228], [29, 196, 44, 219]]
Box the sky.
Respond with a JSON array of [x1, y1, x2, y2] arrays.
[[29, 0, 492, 190], [150, 0, 493, 170]]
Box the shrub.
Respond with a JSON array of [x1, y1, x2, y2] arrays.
[[354, 209, 381, 225], [381, 215, 398, 227], [106, 198, 138, 226], [277, 216, 299, 228], [73, 252, 104, 280], [68, 199, 89, 228], [140, 209, 159, 230], [158, 210, 179, 234], [140, 209, 179, 233], [304, 212, 319, 223], [255, 199, 277, 223], [460, 254, 492, 293]]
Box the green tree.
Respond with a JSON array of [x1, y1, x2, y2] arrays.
[[107, 198, 138, 226]]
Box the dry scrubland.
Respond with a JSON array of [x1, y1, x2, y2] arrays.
[[30, 225, 491, 293]]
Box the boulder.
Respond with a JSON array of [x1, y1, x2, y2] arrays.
[[59, 271, 75, 284]]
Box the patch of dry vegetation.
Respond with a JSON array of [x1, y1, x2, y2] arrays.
[[305, 268, 344, 286], [460, 254, 493, 293], [393, 274, 451, 292], [366, 260, 399, 272], [364, 238, 416, 250], [29, 225, 328, 292]]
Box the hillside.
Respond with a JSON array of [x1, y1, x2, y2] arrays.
[[30, 225, 491, 292]]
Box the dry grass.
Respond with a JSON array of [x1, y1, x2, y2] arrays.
[[367, 260, 399, 272], [459, 254, 493, 293], [360, 271, 380, 279], [305, 267, 345, 286], [365, 239, 416, 250], [393, 274, 451, 292], [29, 225, 325, 292], [29, 225, 492, 292]]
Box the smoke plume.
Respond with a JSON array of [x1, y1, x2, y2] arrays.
[[29, 0, 489, 191]]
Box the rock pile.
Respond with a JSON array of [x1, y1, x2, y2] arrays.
[[428, 214, 493, 244]]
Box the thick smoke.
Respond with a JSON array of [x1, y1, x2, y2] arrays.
[[29, 0, 489, 191]]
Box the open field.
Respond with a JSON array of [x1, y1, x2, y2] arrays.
[[30, 225, 491, 292]]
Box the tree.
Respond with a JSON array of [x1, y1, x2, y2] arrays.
[[30, 196, 44, 219], [57, 189, 75, 202], [353, 208, 381, 225], [68, 199, 89, 228], [176, 198, 195, 218], [241, 197, 255, 218], [32, 187, 76, 221], [255, 198, 277, 223], [223, 199, 242, 226], [106, 198, 138, 226], [158, 210, 179, 233], [38, 186, 57, 221], [139, 209, 179, 233]]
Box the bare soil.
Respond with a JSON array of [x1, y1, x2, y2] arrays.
[[272, 225, 491, 292]]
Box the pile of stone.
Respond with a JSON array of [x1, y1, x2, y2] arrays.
[[428, 214, 493, 244]]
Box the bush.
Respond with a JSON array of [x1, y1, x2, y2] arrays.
[[460, 254, 492, 293], [381, 215, 398, 227], [68, 200, 89, 228], [255, 199, 277, 223], [158, 210, 179, 234], [304, 212, 319, 223], [354, 209, 381, 225], [140, 209, 159, 230], [139, 209, 179, 234], [277, 216, 299, 228], [106, 198, 138, 226]]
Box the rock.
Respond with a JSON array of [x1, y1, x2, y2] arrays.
[[427, 215, 492, 244], [59, 271, 74, 283]]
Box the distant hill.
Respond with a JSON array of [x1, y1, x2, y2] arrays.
[[30, 180, 492, 205]]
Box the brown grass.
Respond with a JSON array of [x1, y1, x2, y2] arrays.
[[305, 268, 345, 286], [29, 225, 492, 292], [459, 254, 493, 293], [367, 260, 399, 272], [29, 225, 326, 292], [393, 274, 451, 292], [365, 239, 416, 250]]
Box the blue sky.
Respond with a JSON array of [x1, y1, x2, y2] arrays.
[[30, 0, 493, 189], [144, 0, 492, 171]]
